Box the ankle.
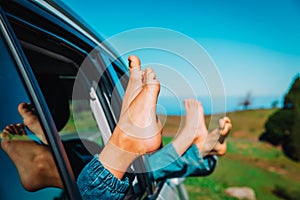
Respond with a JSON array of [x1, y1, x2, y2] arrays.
[[99, 141, 140, 179]]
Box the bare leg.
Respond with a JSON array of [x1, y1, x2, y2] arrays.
[[170, 98, 231, 157], [1, 125, 62, 191], [99, 67, 162, 179], [172, 99, 208, 156]]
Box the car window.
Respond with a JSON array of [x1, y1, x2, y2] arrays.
[[1, 2, 154, 199], [98, 50, 128, 121], [6, 10, 107, 142], [0, 7, 110, 199], [0, 26, 64, 200], [5, 8, 127, 185]]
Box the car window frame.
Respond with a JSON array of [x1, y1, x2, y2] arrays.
[[0, 6, 82, 200]]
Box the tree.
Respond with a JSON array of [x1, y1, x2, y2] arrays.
[[260, 109, 294, 145], [282, 113, 300, 161], [239, 92, 252, 110], [284, 76, 300, 110], [282, 75, 300, 161], [260, 75, 300, 161]]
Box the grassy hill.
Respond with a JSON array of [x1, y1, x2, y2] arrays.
[[161, 109, 300, 200]]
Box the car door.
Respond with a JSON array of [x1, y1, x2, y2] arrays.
[[0, 5, 82, 200], [0, 1, 188, 199], [0, 2, 137, 199]]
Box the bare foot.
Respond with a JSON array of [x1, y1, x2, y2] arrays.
[[18, 102, 47, 144], [99, 67, 162, 178], [120, 55, 144, 117], [173, 99, 208, 156], [115, 67, 162, 153], [202, 117, 232, 156], [1, 125, 62, 191]]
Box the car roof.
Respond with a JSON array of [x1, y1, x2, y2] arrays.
[[34, 0, 105, 48], [1, 0, 122, 63]]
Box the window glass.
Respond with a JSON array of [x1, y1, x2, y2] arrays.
[[8, 15, 106, 149], [18, 40, 106, 178], [0, 32, 64, 200], [1, 3, 129, 199], [60, 99, 104, 147], [99, 51, 126, 99], [98, 51, 129, 121]]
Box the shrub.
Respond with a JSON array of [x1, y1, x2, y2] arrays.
[[261, 75, 300, 161], [273, 185, 300, 200], [260, 109, 294, 145]]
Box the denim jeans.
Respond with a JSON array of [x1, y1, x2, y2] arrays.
[[77, 155, 129, 200], [144, 144, 217, 181], [77, 144, 217, 199]]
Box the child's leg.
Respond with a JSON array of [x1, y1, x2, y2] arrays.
[[98, 66, 162, 178], [78, 63, 162, 199], [145, 111, 231, 181], [172, 99, 208, 156]]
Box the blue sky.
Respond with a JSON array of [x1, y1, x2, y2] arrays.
[[62, 0, 300, 105]]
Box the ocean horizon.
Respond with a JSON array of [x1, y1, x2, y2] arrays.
[[157, 95, 283, 116]]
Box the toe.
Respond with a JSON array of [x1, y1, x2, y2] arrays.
[[223, 123, 232, 135], [128, 55, 141, 70], [3, 125, 12, 134], [16, 123, 26, 135], [18, 103, 32, 118], [145, 68, 155, 80], [18, 102, 27, 115], [145, 68, 159, 86], [2, 126, 12, 134], [219, 117, 232, 136], [128, 55, 144, 82], [185, 99, 192, 109]]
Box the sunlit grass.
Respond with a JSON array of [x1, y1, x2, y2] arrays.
[[163, 109, 300, 199]]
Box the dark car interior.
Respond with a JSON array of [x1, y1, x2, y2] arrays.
[[6, 4, 105, 173]]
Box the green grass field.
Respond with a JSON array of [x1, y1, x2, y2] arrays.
[[163, 109, 300, 200]]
